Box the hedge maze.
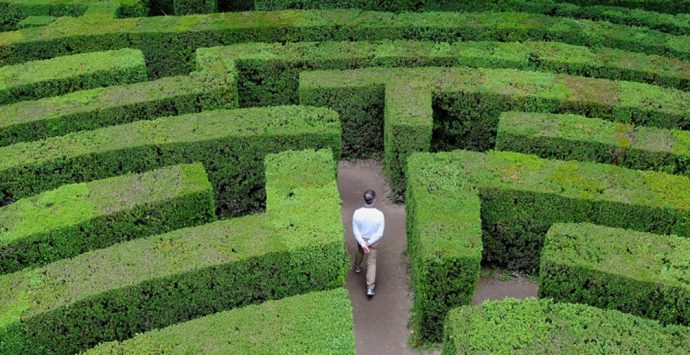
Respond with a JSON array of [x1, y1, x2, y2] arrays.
[[1, 0, 689, 353]]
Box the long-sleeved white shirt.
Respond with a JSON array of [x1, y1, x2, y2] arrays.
[[352, 205, 385, 247]]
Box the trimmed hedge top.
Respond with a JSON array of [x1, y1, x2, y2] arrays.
[[496, 111, 690, 175], [300, 66, 690, 129], [198, 39, 690, 109], [443, 298, 690, 354], [0, 48, 146, 105], [85, 288, 355, 354], [539, 222, 690, 325], [543, 222, 690, 291], [2, 10, 690, 77], [408, 149, 690, 230], [0, 149, 346, 354], [0, 105, 341, 214], [0, 69, 233, 147], [0, 163, 215, 273]]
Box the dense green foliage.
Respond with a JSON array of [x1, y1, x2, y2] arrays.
[[255, 0, 690, 16], [1, 10, 689, 78], [85, 289, 355, 354], [0, 69, 233, 147], [0, 106, 340, 217], [300, 66, 690, 196], [0, 149, 347, 354], [496, 112, 690, 176], [443, 298, 690, 354], [406, 149, 690, 341], [199, 40, 689, 111], [405, 145, 482, 343], [173, 0, 217, 14], [0, 2, 23, 31], [0, 163, 215, 274], [539, 223, 690, 326], [0, 49, 147, 105]]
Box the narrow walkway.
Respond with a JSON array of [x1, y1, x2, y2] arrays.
[[338, 160, 417, 355], [338, 160, 537, 354]]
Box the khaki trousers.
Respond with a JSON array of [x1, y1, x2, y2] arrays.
[[355, 243, 378, 289]]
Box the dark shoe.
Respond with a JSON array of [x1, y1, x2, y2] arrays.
[[354, 266, 362, 274], [366, 288, 375, 297]]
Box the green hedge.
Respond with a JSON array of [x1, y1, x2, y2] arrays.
[[406, 149, 690, 340], [559, 0, 688, 15], [85, 289, 355, 354], [405, 143, 482, 343], [0, 49, 147, 106], [0, 163, 215, 274], [173, 0, 217, 14], [442, 298, 690, 354], [0, 69, 234, 147], [254, 0, 690, 31], [496, 112, 690, 176], [539, 223, 690, 326], [0, 105, 341, 217], [0, 2, 23, 31], [16, 16, 55, 29], [2, 10, 689, 78], [0, 0, 146, 18], [198, 40, 689, 111], [0, 149, 347, 355], [300, 66, 690, 195]]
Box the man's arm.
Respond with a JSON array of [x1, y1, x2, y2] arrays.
[[366, 214, 385, 246], [352, 214, 366, 247]]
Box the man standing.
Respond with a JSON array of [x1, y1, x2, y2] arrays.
[[353, 189, 385, 297]]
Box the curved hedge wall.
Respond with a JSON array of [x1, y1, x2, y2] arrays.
[[496, 112, 690, 176], [1, 10, 688, 78], [539, 223, 690, 326], [0, 149, 347, 354], [85, 289, 356, 354], [0, 105, 341, 217], [443, 298, 690, 354], [0, 163, 215, 274], [406, 149, 690, 341]]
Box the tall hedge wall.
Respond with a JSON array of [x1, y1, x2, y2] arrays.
[[405, 145, 482, 343], [496, 112, 690, 176], [300, 66, 690, 195], [0, 49, 147, 105], [0, 149, 347, 355], [539, 223, 690, 326], [406, 149, 690, 341], [0, 69, 234, 147], [0, 163, 215, 274], [85, 289, 355, 354], [0, 105, 341, 217], [198, 40, 689, 111], [255, 0, 690, 16], [1, 10, 689, 78], [443, 298, 690, 354]]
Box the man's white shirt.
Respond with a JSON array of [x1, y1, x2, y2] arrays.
[[352, 205, 385, 247]]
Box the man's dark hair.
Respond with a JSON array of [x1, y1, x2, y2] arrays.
[[363, 189, 376, 205]]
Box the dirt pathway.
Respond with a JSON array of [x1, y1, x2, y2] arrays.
[[338, 160, 537, 355], [338, 160, 417, 355]]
